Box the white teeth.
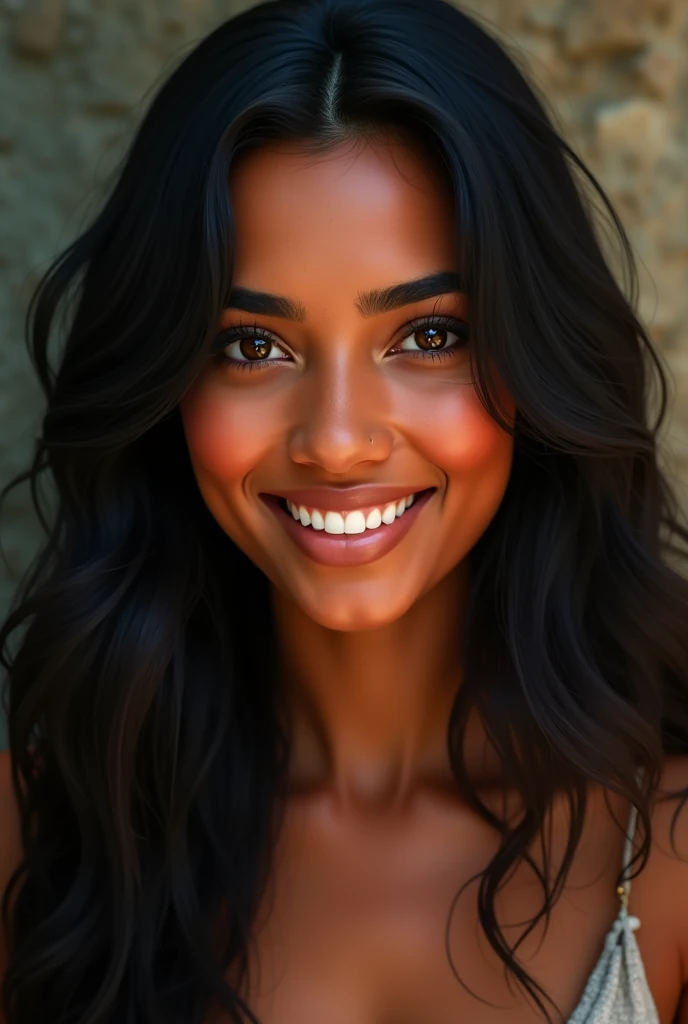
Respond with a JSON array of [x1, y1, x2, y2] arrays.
[[285, 492, 422, 533], [366, 508, 382, 529], [344, 510, 366, 534], [324, 511, 345, 534], [381, 502, 397, 525]]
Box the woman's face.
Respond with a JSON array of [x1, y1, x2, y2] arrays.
[[180, 136, 516, 631]]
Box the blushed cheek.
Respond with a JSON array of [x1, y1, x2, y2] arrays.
[[180, 384, 277, 483], [410, 387, 516, 478]]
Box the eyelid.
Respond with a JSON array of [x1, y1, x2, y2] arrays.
[[213, 312, 469, 365], [387, 313, 470, 351], [213, 323, 293, 361]]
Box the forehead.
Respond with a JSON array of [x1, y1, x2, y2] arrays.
[[227, 137, 458, 304]]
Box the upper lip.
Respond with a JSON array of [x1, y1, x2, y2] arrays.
[[264, 485, 433, 512]]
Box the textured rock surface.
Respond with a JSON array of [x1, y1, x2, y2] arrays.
[[0, 0, 687, 740]]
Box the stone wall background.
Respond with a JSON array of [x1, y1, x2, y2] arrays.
[[0, 0, 687, 746]]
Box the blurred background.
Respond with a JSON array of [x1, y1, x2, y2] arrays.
[[0, 0, 687, 748]]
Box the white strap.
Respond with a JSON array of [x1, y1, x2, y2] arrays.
[[620, 765, 645, 902]]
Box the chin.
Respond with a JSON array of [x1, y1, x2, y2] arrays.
[[294, 587, 418, 633], [307, 607, 404, 633]]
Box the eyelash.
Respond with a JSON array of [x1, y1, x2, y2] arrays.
[[212, 315, 470, 372]]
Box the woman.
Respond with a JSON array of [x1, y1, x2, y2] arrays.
[[1, 0, 687, 1021]]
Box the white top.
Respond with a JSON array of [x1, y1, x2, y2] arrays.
[[566, 775, 659, 1023]]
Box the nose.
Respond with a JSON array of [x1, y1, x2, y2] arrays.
[[287, 349, 393, 474]]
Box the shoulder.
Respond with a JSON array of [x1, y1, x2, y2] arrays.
[[649, 754, 688, 868], [638, 756, 688, 993], [588, 756, 688, 1020]]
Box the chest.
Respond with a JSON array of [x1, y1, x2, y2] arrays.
[[208, 794, 634, 1024]]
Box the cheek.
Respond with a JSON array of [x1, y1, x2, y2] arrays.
[[407, 385, 516, 478], [180, 382, 277, 483]]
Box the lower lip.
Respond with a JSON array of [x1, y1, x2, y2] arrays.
[[261, 490, 435, 567]]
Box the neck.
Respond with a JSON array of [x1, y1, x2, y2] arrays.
[[272, 561, 472, 816]]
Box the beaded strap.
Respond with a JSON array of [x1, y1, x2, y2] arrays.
[[617, 766, 644, 910]]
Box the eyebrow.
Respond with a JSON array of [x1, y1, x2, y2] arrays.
[[224, 271, 464, 322]]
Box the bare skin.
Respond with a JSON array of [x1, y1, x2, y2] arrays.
[[181, 136, 516, 809], [178, 136, 688, 1023], [1, 137, 688, 1023]]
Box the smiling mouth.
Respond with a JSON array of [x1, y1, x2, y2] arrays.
[[260, 487, 436, 567], [278, 490, 429, 535]]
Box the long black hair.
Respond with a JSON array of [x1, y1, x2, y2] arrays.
[[2, 0, 688, 1020]]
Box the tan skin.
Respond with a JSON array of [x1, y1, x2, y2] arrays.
[[1, 135, 688, 1023]]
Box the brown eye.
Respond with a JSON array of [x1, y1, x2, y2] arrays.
[[217, 330, 289, 365], [239, 337, 273, 360], [394, 318, 469, 357], [414, 327, 448, 350]]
